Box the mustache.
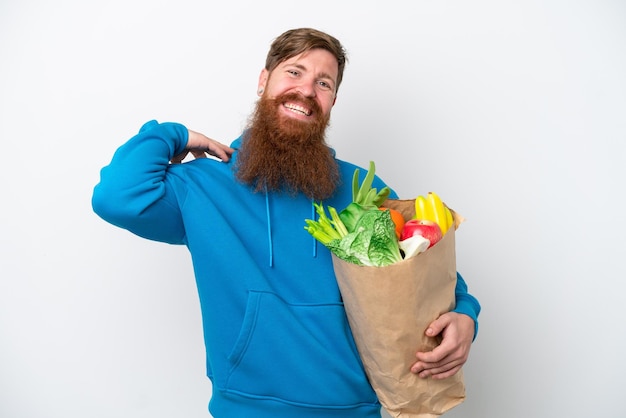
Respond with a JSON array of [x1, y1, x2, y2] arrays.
[[270, 92, 323, 117]]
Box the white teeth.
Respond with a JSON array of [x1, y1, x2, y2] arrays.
[[285, 103, 311, 116]]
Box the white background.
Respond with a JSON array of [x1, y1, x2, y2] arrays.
[[1, 1, 625, 417]]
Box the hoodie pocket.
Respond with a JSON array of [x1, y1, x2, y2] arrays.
[[224, 291, 377, 408]]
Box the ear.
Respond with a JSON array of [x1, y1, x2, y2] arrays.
[[257, 69, 269, 96], [332, 95, 337, 106]]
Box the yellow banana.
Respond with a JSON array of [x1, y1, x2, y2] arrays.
[[413, 191, 455, 234], [414, 195, 428, 220], [428, 191, 448, 234], [444, 205, 454, 232]]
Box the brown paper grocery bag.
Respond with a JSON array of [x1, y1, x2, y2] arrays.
[[332, 198, 465, 418]]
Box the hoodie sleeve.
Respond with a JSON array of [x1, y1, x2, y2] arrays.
[[453, 272, 481, 340], [92, 120, 189, 244]]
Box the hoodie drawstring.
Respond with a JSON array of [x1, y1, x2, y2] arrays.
[[265, 191, 274, 267], [264, 192, 318, 268], [311, 200, 317, 258]]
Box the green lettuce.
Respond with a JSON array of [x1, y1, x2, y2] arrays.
[[325, 208, 402, 267], [304, 161, 402, 267]]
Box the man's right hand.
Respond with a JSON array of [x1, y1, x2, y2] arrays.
[[170, 129, 234, 164]]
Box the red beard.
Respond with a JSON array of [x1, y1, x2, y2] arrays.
[[235, 92, 340, 200]]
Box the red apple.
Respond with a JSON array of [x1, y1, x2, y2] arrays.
[[400, 219, 442, 248]]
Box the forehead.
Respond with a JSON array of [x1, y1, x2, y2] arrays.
[[278, 49, 339, 82]]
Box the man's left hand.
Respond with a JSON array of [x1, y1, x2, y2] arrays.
[[410, 312, 475, 380]]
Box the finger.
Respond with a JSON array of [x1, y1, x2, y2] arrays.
[[415, 339, 452, 363], [191, 150, 208, 159], [170, 151, 188, 164], [411, 354, 449, 374], [410, 361, 424, 375], [206, 144, 234, 162], [412, 355, 462, 377], [410, 359, 437, 375], [424, 363, 463, 380]]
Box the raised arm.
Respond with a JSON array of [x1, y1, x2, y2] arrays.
[[92, 120, 232, 244]]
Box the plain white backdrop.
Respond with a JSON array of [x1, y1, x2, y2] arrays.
[[1, 1, 625, 417]]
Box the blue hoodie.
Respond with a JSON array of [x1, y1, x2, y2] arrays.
[[92, 120, 480, 418]]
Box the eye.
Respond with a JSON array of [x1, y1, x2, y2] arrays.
[[287, 69, 300, 77], [317, 80, 333, 91]]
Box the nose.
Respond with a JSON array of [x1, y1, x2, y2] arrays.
[[296, 78, 316, 97]]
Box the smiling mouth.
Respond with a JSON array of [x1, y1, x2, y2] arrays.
[[283, 102, 312, 116]]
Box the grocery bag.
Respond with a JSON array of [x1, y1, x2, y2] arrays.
[[331, 198, 465, 418]]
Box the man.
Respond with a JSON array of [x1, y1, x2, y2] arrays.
[[92, 27, 480, 418]]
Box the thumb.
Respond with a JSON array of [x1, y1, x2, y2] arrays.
[[425, 314, 450, 337]]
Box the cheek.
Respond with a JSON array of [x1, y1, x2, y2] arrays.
[[320, 97, 335, 115], [264, 79, 292, 98]]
